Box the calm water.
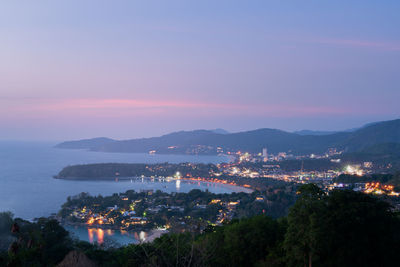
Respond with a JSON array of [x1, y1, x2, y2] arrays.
[[0, 141, 242, 220], [64, 225, 146, 246]]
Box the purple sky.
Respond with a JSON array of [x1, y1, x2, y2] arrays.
[[1, 1, 399, 140]]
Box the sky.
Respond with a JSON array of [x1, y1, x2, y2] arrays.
[[0, 0, 399, 141]]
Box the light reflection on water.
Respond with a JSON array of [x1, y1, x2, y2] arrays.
[[88, 228, 104, 244], [66, 225, 148, 246]]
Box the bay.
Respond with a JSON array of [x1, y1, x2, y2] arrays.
[[0, 141, 242, 220]]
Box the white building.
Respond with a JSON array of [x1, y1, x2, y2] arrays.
[[262, 148, 268, 161]]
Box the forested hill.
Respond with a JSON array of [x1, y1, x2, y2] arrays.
[[55, 163, 217, 179], [56, 137, 115, 149], [56, 119, 400, 155]]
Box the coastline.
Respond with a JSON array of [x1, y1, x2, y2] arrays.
[[143, 229, 169, 243], [54, 176, 253, 193], [63, 221, 169, 245]]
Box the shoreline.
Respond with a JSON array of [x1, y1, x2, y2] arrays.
[[64, 222, 169, 245], [143, 228, 169, 243], [54, 176, 253, 192]]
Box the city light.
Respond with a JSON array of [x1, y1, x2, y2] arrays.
[[345, 165, 363, 176]]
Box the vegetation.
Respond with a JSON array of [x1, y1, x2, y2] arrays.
[[60, 188, 297, 232], [2, 185, 400, 266], [283, 184, 400, 267], [0, 214, 73, 267], [56, 163, 217, 179]]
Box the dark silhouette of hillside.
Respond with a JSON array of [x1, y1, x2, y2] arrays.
[[56, 119, 400, 155]]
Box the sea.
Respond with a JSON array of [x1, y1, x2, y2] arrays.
[[0, 141, 246, 245]]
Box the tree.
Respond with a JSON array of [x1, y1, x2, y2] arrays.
[[198, 216, 285, 267], [0, 212, 14, 252], [284, 185, 400, 267], [284, 184, 325, 267], [317, 190, 400, 267]]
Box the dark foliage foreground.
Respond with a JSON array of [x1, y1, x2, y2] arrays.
[[1, 185, 400, 266]]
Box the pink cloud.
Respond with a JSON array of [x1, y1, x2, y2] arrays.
[[0, 98, 362, 120], [35, 98, 217, 110]]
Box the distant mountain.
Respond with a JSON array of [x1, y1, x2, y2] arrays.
[[56, 137, 115, 150], [56, 119, 400, 155], [294, 125, 363, 136], [211, 128, 230, 134], [293, 130, 338, 136], [341, 119, 400, 152]]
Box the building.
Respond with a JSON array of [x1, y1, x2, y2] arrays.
[[262, 148, 268, 161]]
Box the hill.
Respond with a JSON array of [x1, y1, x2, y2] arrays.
[[55, 163, 217, 179], [341, 120, 400, 152], [359, 143, 400, 156], [294, 130, 338, 135], [56, 137, 115, 150], [56, 119, 400, 155]]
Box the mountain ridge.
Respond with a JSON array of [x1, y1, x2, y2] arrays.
[[56, 119, 400, 155]]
